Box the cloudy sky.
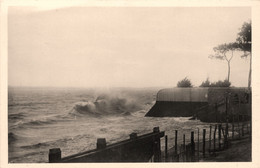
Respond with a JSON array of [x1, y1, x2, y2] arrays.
[[8, 7, 251, 88]]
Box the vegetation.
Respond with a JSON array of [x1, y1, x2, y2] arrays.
[[173, 21, 251, 88], [199, 78, 211, 87], [177, 77, 193, 87], [200, 78, 231, 87], [209, 43, 239, 83], [236, 21, 251, 88], [210, 79, 231, 87], [209, 21, 251, 87], [236, 21, 251, 53]]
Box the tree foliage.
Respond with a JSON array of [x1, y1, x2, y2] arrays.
[[236, 21, 251, 88], [209, 43, 239, 61], [209, 42, 238, 82], [177, 77, 193, 87], [236, 21, 251, 54], [209, 21, 251, 88]]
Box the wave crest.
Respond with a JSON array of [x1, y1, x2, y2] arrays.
[[10, 118, 58, 129]]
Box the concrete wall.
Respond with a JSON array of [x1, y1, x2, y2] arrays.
[[146, 87, 251, 122], [157, 88, 208, 102], [145, 101, 208, 117]]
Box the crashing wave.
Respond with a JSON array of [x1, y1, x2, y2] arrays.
[[70, 94, 142, 117]]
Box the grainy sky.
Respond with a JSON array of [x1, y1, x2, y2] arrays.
[[8, 7, 251, 88]]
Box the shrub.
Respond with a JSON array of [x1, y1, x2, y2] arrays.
[[210, 79, 231, 87], [200, 78, 211, 87], [177, 77, 193, 87], [199, 78, 231, 87]]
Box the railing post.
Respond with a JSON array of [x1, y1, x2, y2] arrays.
[[238, 121, 241, 139], [225, 93, 229, 145], [186, 144, 191, 162], [209, 125, 212, 154], [213, 125, 217, 155], [175, 130, 178, 154], [97, 138, 106, 149], [215, 103, 218, 122], [130, 133, 137, 139], [183, 134, 186, 162], [191, 131, 195, 161], [172, 130, 178, 162], [180, 144, 183, 162], [203, 129, 206, 158], [249, 121, 251, 136], [218, 124, 222, 150], [224, 125, 228, 149], [153, 127, 161, 162], [247, 123, 249, 134], [242, 123, 244, 136], [232, 114, 235, 139], [183, 134, 185, 149], [165, 135, 168, 161], [49, 148, 61, 163], [153, 127, 160, 133], [197, 128, 200, 160], [153, 141, 159, 162], [232, 122, 234, 139], [225, 122, 229, 139]]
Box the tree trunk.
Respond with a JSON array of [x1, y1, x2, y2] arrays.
[[227, 61, 230, 82], [248, 53, 252, 88]]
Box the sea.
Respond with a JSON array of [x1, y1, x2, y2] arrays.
[[8, 87, 211, 163]]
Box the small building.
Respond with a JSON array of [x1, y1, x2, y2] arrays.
[[145, 87, 251, 122]]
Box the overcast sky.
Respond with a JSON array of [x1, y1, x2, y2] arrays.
[[8, 7, 251, 88]]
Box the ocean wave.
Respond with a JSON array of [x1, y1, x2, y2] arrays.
[[131, 110, 147, 117], [20, 142, 50, 149], [26, 119, 57, 126], [10, 118, 58, 129], [8, 101, 51, 107], [69, 94, 143, 117], [8, 113, 25, 120], [20, 134, 91, 150]]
